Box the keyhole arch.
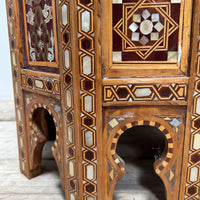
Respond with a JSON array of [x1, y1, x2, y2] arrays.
[[29, 102, 59, 154], [106, 116, 178, 200], [27, 101, 62, 182]]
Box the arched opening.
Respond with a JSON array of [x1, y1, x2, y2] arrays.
[[113, 125, 167, 200], [31, 107, 57, 173], [32, 107, 56, 141]]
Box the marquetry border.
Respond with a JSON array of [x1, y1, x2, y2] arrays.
[[183, 2, 200, 198], [59, 0, 78, 199], [103, 83, 188, 103], [6, 0, 28, 175], [77, 0, 98, 199], [21, 72, 61, 97], [22, 0, 59, 67]]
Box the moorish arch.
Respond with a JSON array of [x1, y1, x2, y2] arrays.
[[26, 99, 64, 187], [105, 115, 181, 200]]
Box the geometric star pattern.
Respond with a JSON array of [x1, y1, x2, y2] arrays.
[[113, 0, 180, 61]]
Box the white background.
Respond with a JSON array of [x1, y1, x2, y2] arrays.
[[0, 1, 13, 99]]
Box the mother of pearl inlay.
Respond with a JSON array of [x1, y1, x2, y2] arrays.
[[140, 20, 153, 35]]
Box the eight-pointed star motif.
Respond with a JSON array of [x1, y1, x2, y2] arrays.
[[113, 0, 179, 60]]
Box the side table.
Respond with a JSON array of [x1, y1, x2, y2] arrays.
[[6, 0, 200, 199]]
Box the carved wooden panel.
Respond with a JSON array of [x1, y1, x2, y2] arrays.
[[104, 107, 185, 200], [102, 0, 192, 77]]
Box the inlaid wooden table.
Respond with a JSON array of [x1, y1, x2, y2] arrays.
[[5, 0, 200, 199]]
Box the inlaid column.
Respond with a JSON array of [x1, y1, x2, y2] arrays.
[[180, 1, 200, 199]]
